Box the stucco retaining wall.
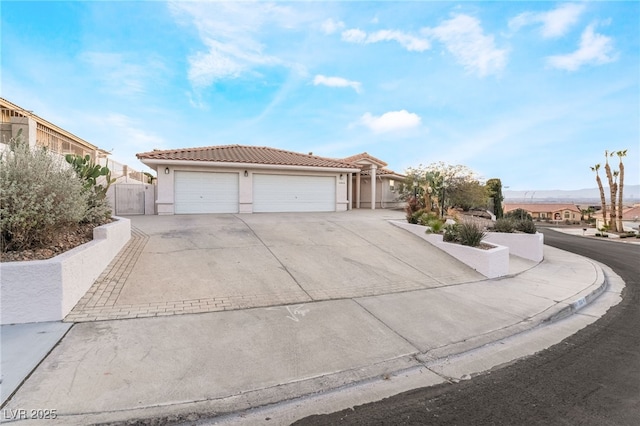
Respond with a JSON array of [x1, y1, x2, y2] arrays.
[[389, 221, 509, 278], [1, 217, 131, 324], [484, 232, 544, 262]]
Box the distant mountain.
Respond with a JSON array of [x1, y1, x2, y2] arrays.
[[504, 185, 640, 204]]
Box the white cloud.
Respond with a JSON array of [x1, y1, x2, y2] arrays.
[[341, 28, 367, 43], [341, 28, 430, 52], [104, 114, 165, 148], [424, 14, 507, 77], [359, 110, 421, 133], [81, 52, 164, 96], [509, 3, 586, 38], [547, 23, 616, 71], [169, 2, 306, 88], [321, 18, 345, 35], [313, 75, 362, 93]]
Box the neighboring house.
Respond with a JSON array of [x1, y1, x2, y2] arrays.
[[2, 97, 152, 215], [594, 205, 640, 232], [622, 205, 640, 232], [504, 203, 582, 221], [1, 97, 106, 161], [136, 145, 405, 215]]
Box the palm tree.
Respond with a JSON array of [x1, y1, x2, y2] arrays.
[[603, 151, 618, 232], [591, 164, 608, 229], [616, 149, 627, 232]]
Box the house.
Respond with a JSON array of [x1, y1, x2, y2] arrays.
[[136, 145, 405, 214], [504, 203, 582, 221], [1, 97, 106, 161]]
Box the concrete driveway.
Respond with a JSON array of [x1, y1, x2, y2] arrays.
[[66, 210, 483, 322]]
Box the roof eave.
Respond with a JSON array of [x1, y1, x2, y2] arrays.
[[139, 158, 360, 173]]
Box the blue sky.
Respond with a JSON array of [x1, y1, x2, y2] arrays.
[[2, 1, 638, 190]]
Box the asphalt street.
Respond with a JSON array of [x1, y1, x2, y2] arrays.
[[294, 229, 640, 426]]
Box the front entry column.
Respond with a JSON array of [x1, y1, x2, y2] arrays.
[[347, 173, 352, 210], [356, 172, 361, 209], [370, 165, 377, 210]]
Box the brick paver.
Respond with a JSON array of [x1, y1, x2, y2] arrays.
[[65, 216, 452, 323], [65, 227, 311, 322]]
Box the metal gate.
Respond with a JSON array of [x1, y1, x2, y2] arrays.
[[114, 184, 145, 215]]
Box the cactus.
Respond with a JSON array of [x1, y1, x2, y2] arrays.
[[65, 154, 115, 199]]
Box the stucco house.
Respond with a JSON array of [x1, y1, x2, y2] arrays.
[[504, 203, 582, 221], [136, 145, 405, 214]]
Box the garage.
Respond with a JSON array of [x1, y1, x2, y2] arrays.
[[253, 174, 336, 213], [174, 171, 239, 214]]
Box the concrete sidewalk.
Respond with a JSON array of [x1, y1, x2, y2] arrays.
[[1, 243, 620, 425]]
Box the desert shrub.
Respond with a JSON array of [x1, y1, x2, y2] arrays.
[[418, 211, 439, 226], [408, 208, 425, 224], [492, 218, 516, 233], [405, 196, 425, 223], [0, 136, 89, 251], [516, 219, 537, 234], [427, 218, 444, 233], [457, 222, 486, 247], [505, 208, 533, 221], [443, 223, 459, 242]]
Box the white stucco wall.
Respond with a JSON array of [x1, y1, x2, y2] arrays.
[[389, 221, 509, 278], [484, 232, 544, 262], [1, 217, 131, 324]]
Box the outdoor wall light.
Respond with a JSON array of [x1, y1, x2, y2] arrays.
[[164, 167, 170, 175], [244, 170, 249, 177], [340, 173, 344, 180]]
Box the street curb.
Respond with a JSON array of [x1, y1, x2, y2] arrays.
[[418, 257, 606, 361], [43, 262, 610, 426]]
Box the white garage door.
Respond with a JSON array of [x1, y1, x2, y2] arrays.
[[174, 171, 239, 214], [253, 174, 336, 213]]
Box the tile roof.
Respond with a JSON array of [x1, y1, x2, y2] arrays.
[[622, 206, 640, 220], [504, 203, 581, 213], [359, 168, 406, 178], [137, 145, 359, 169], [341, 152, 388, 167]]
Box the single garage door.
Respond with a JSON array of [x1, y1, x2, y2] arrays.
[[174, 171, 239, 214], [253, 174, 336, 212]]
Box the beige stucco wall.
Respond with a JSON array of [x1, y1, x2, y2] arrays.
[[156, 165, 349, 214], [355, 176, 403, 209]]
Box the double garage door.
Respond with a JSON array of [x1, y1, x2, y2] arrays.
[[174, 171, 335, 214]]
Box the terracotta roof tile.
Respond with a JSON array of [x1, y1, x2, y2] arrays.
[[359, 168, 406, 178], [341, 152, 388, 167], [504, 203, 581, 213], [137, 145, 359, 169]]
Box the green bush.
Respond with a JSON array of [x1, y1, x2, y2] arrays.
[[427, 218, 444, 233], [505, 208, 533, 221], [0, 136, 89, 251], [443, 223, 459, 242], [457, 222, 486, 247], [408, 208, 426, 224], [516, 219, 537, 234], [492, 218, 516, 233]]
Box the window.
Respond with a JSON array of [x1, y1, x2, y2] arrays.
[[564, 211, 570, 219], [389, 179, 395, 191]]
